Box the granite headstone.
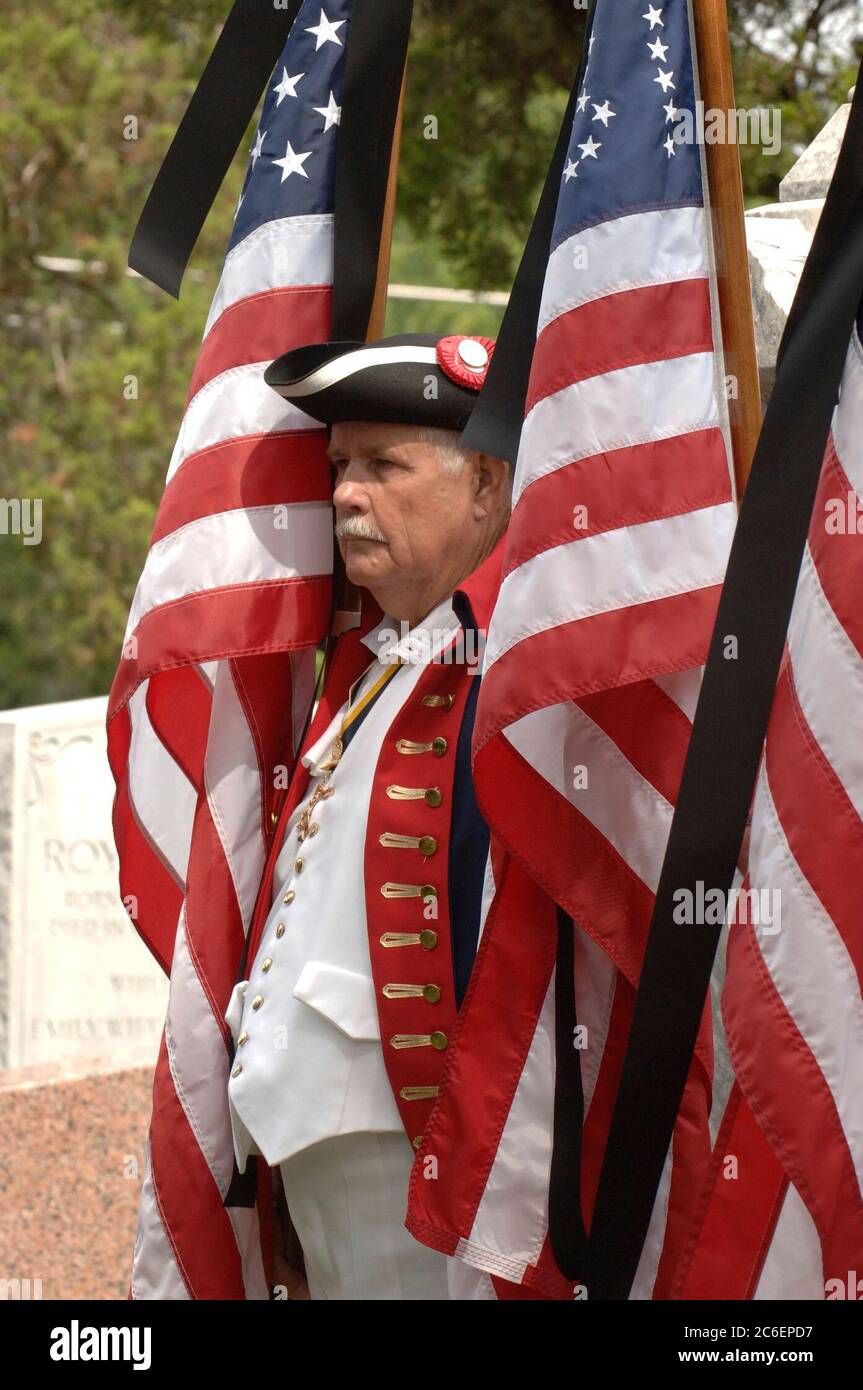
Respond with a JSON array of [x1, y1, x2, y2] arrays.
[[0, 696, 168, 1073]]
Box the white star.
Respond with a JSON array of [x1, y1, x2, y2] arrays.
[[250, 128, 266, 167], [563, 158, 579, 182], [654, 68, 676, 93], [578, 134, 602, 160], [591, 100, 616, 127], [272, 140, 313, 183], [648, 37, 669, 60], [642, 6, 664, 28], [305, 9, 346, 50], [663, 99, 680, 123], [664, 135, 676, 158], [576, 91, 591, 113], [273, 68, 303, 104], [313, 90, 342, 132]]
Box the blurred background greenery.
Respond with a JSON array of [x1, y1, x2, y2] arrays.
[[1, 0, 859, 707]]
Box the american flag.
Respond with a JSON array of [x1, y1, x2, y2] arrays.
[[406, 0, 738, 1297], [107, 0, 354, 1299], [719, 292, 863, 1295]]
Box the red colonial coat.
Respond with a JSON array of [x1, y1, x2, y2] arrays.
[[242, 535, 506, 1151]]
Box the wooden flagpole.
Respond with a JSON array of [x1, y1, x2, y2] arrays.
[[367, 68, 407, 339], [691, 0, 762, 499]]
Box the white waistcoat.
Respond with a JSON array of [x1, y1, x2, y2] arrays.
[[225, 597, 461, 1172]]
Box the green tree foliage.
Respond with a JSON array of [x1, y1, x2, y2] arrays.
[[0, 0, 858, 707], [0, 2, 234, 707], [398, 0, 860, 283], [729, 0, 861, 203]]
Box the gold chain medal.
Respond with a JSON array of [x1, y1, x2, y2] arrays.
[[296, 777, 336, 840], [317, 737, 343, 773]]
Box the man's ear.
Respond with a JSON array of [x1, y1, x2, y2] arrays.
[[473, 452, 511, 515]]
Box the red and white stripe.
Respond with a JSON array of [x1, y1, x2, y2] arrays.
[[407, 202, 736, 1297], [722, 318, 863, 1295], [107, 209, 334, 1298]]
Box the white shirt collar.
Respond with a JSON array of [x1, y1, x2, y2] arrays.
[[360, 595, 459, 665], [300, 595, 459, 775]]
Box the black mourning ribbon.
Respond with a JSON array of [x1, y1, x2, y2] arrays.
[[128, 0, 413, 342], [129, 1, 303, 298]]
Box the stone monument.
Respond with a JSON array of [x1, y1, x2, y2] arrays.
[[746, 93, 854, 380], [0, 695, 168, 1074]]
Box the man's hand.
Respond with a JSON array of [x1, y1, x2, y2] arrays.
[[737, 821, 752, 878], [273, 1178, 310, 1300], [273, 1249, 310, 1300]]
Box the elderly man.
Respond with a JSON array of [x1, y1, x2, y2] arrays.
[[224, 333, 511, 1300]]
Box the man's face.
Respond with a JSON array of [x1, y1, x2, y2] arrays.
[[328, 421, 482, 611]]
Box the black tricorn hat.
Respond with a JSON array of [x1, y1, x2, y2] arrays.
[[264, 331, 496, 431]]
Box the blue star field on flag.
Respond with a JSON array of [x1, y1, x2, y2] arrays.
[[228, 0, 351, 251], [553, 0, 704, 249]]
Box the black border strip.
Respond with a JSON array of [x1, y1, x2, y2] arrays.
[[128, 0, 302, 298], [126, 1, 302, 296], [548, 907, 589, 1279]]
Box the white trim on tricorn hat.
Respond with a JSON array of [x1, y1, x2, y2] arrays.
[[279, 343, 439, 397], [263, 332, 496, 431]]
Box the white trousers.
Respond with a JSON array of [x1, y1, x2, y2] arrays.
[[279, 1131, 450, 1300]]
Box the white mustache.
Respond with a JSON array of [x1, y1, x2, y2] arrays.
[[335, 515, 387, 543]]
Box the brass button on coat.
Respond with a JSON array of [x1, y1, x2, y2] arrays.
[[382, 983, 441, 1001], [424, 788, 442, 807], [378, 832, 437, 855], [231, 1063, 243, 1077], [261, 958, 273, 973], [283, 890, 295, 905], [381, 881, 437, 901], [379, 929, 439, 950], [251, 995, 264, 1011], [401, 1085, 440, 1101], [294, 858, 305, 874], [237, 1032, 248, 1046], [275, 922, 286, 939], [390, 1031, 449, 1050], [421, 693, 455, 709], [395, 737, 448, 757]]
